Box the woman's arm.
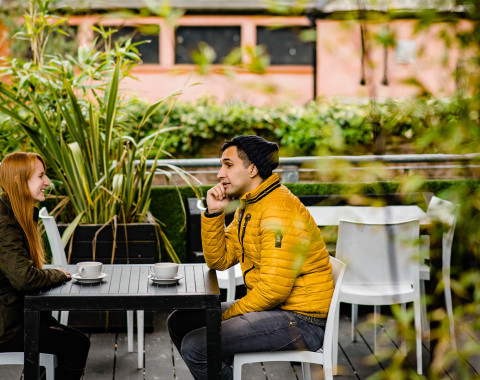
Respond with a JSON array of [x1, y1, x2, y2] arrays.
[[0, 218, 68, 292]]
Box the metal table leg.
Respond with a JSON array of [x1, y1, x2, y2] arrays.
[[24, 310, 40, 380], [206, 307, 222, 379]]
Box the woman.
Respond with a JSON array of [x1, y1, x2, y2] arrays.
[[0, 152, 90, 379]]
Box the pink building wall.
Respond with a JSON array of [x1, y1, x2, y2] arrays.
[[7, 15, 472, 105], [317, 20, 463, 99]]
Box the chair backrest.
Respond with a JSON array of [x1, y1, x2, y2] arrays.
[[39, 207, 68, 266], [335, 219, 420, 286], [427, 196, 459, 228], [323, 256, 346, 350], [426, 196, 460, 267]]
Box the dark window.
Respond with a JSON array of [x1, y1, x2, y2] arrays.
[[96, 25, 160, 64], [256, 26, 314, 65], [175, 26, 241, 64]]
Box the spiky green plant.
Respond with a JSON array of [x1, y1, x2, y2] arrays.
[[0, 0, 202, 263]]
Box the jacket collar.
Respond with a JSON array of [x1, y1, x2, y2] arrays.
[[0, 194, 39, 222], [0, 194, 14, 217], [241, 173, 281, 205]]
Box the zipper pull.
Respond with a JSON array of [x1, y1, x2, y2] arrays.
[[241, 214, 251, 262]]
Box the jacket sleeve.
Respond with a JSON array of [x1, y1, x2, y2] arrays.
[[0, 218, 68, 292], [222, 201, 311, 320], [201, 211, 239, 271]]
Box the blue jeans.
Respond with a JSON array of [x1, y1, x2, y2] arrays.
[[167, 302, 325, 380]]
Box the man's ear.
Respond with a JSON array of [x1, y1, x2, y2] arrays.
[[249, 164, 259, 178]]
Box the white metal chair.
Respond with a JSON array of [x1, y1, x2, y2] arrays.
[[39, 207, 69, 325], [334, 219, 423, 375], [419, 196, 460, 348], [39, 207, 145, 368], [232, 256, 346, 380], [217, 264, 243, 302], [0, 352, 57, 379], [195, 199, 244, 302]]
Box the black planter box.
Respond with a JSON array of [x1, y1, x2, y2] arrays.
[[66, 310, 155, 333], [58, 223, 160, 264]]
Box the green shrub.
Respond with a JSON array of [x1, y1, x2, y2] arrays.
[[2, 95, 476, 158], [125, 96, 479, 158]]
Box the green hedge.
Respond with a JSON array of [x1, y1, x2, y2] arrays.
[[127, 96, 479, 157], [4, 96, 475, 158], [150, 179, 480, 268], [127, 97, 432, 157]]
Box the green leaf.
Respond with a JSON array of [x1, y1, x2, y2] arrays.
[[61, 212, 85, 248]]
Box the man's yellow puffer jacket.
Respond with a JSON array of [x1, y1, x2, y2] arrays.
[[202, 174, 333, 321]]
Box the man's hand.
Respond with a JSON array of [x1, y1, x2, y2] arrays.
[[206, 183, 231, 214]]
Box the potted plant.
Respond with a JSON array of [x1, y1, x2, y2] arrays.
[[0, 0, 201, 265]]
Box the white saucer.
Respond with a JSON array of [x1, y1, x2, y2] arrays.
[[149, 274, 183, 285], [72, 272, 108, 284]]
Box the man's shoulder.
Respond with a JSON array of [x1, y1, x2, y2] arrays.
[[259, 185, 303, 212], [270, 184, 298, 201]]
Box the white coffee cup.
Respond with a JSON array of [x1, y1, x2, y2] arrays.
[[77, 261, 103, 278], [149, 263, 179, 279]]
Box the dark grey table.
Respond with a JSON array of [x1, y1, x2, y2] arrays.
[[24, 263, 221, 379]]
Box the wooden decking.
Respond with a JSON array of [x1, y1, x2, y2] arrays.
[[2, 306, 479, 380]]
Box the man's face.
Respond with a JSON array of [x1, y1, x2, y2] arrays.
[[217, 146, 255, 198]]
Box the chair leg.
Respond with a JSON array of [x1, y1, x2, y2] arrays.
[[324, 329, 335, 380], [324, 362, 334, 380], [400, 303, 407, 355], [39, 353, 57, 380], [332, 302, 340, 376], [232, 357, 243, 380], [137, 310, 144, 368], [420, 280, 430, 344], [127, 310, 134, 352], [302, 362, 312, 380], [443, 274, 456, 350], [59, 311, 69, 325], [414, 299, 423, 375], [373, 305, 380, 354], [351, 304, 358, 342]]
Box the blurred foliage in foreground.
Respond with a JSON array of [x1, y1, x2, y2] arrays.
[[308, 1, 480, 379]]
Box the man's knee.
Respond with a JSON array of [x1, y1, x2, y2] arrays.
[[181, 329, 206, 363]]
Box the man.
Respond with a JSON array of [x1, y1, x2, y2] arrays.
[[167, 135, 333, 379]]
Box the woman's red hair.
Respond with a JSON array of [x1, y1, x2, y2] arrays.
[[0, 152, 46, 268]]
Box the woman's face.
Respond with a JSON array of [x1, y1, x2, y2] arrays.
[[28, 159, 50, 202]]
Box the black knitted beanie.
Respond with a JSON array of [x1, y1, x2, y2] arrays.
[[223, 135, 279, 179]]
